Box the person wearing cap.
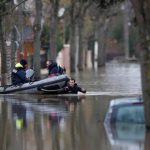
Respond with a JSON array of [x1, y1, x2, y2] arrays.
[[20, 59, 28, 70], [11, 59, 29, 85]]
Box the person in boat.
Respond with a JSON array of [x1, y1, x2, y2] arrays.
[[11, 59, 30, 85], [46, 60, 65, 77], [62, 78, 86, 94]]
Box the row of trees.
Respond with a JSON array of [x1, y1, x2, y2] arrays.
[[93, 0, 150, 129], [1, 0, 150, 127], [0, 0, 115, 80]]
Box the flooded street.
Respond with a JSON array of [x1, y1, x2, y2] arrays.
[[75, 60, 142, 96], [0, 61, 146, 150]]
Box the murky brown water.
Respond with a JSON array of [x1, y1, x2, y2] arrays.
[[0, 61, 147, 150]]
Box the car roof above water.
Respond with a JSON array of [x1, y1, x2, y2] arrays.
[[104, 96, 144, 124], [109, 96, 143, 107]]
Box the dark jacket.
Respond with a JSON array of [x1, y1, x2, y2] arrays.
[[63, 83, 86, 94], [48, 62, 64, 76], [11, 63, 28, 85]]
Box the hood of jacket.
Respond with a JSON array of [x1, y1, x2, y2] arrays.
[[15, 63, 23, 68], [48, 62, 57, 69]]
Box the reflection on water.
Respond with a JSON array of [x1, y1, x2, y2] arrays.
[[12, 103, 27, 129], [0, 95, 147, 150], [0, 61, 146, 150], [104, 122, 145, 150], [0, 95, 88, 150]]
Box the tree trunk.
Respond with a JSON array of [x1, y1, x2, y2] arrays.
[[70, 22, 76, 72], [0, 16, 7, 86], [48, 0, 59, 60], [122, 1, 130, 59], [69, 0, 76, 73], [11, 26, 18, 71], [131, 0, 150, 128], [33, 0, 42, 80], [97, 18, 109, 67], [68, 0, 92, 72], [77, 17, 84, 71]]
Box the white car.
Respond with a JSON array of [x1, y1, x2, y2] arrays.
[[104, 96, 144, 124], [104, 96, 145, 149]]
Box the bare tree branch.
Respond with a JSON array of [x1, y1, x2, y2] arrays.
[[0, 0, 28, 17]]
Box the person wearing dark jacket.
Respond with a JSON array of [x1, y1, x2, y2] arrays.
[[11, 59, 29, 85], [47, 60, 65, 77], [63, 78, 86, 94]]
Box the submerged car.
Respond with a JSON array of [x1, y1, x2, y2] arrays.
[[104, 96, 144, 124], [104, 96, 145, 149]]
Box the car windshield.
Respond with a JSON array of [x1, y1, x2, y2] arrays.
[[115, 104, 145, 123]]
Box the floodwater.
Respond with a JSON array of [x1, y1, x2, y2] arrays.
[[0, 60, 148, 150]]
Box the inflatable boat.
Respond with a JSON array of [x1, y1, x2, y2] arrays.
[[0, 74, 69, 94]]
